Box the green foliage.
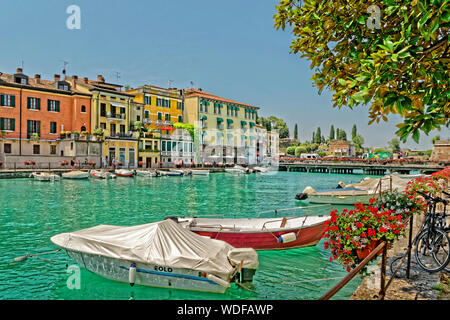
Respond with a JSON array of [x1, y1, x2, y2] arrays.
[[286, 146, 296, 155], [294, 123, 298, 140], [295, 145, 307, 156], [388, 138, 401, 153], [431, 135, 441, 144], [274, 0, 450, 143], [329, 125, 335, 140], [173, 122, 195, 140], [353, 134, 365, 150]]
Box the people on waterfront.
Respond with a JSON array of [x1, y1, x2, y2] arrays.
[[70, 157, 75, 169]]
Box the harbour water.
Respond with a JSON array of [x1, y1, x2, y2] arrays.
[[0, 172, 379, 300]]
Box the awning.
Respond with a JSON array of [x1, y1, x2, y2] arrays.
[[242, 135, 247, 139], [200, 115, 207, 120], [161, 127, 174, 131], [227, 119, 233, 123], [109, 101, 126, 108], [249, 122, 256, 127], [217, 118, 224, 122], [217, 132, 224, 137], [241, 121, 247, 125]]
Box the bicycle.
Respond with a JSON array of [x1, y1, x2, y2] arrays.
[[414, 191, 450, 273], [389, 191, 450, 275]]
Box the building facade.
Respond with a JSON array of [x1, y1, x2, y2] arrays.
[[184, 89, 259, 165], [0, 69, 100, 167]]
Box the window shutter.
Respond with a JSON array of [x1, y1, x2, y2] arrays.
[[47, 100, 51, 111], [37, 121, 41, 136], [0, 118, 4, 130], [11, 118, 15, 131], [27, 97, 31, 109], [27, 120, 31, 138], [56, 101, 60, 112], [0, 95, 4, 106], [37, 98, 41, 110], [11, 95, 15, 107]]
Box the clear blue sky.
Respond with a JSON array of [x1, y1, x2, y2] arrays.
[[0, 0, 447, 150]]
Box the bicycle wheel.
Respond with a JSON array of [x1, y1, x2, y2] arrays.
[[415, 228, 450, 273], [435, 228, 450, 273]]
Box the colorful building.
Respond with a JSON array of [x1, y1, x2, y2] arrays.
[[127, 85, 185, 167], [0, 68, 99, 167], [183, 89, 259, 165], [67, 75, 138, 167]]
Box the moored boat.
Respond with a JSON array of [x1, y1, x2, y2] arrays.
[[30, 172, 60, 181], [115, 169, 135, 177], [61, 170, 90, 180], [89, 170, 116, 179], [224, 166, 248, 174], [174, 206, 331, 250], [135, 170, 159, 177], [50, 219, 259, 293], [191, 169, 210, 176]]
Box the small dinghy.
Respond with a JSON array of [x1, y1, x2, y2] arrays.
[[135, 170, 159, 177], [225, 166, 247, 174], [30, 172, 60, 181], [174, 206, 331, 251], [61, 170, 90, 180], [50, 219, 259, 293], [115, 169, 135, 177], [191, 170, 210, 176], [89, 170, 116, 179]]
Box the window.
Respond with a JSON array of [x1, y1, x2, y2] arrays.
[[100, 103, 106, 116], [27, 120, 40, 138], [14, 75, 28, 84], [81, 105, 86, 113], [136, 115, 141, 121], [50, 122, 57, 134], [167, 141, 172, 151], [100, 123, 106, 130], [144, 95, 151, 105], [177, 102, 184, 110], [161, 141, 166, 151], [110, 124, 116, 135], [58, 82, 70, 91], [178, 115, 182, 123], [4, 143, 11, 154], [27, 97, 41, 110], [0, 118, 15, 131], [47, 100, 60, 112], [0, 94, 15, 107], [33, 145, 40, 155], [120, 125, 126, 134], [80, 126, 86, 132], [144, 110, 149, 118], [157, 112, 162, 120], [50, 145, 57, 155], [165, 113, 171, 121]]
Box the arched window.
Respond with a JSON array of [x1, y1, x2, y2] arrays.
[[81, 126, 86, 132], [81, 105, 86, 112]]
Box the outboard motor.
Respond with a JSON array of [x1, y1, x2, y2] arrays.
[[295, 193, 308, 200], [163, 216, 179, 223]]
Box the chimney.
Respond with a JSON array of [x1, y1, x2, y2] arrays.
[[35, 74, 41, 84], [54, 74, 61, 82], [16, 68, 23, 74], [72, 75, 78, 89], [83, 77, 89, 84], [97, 75, 105, 83]]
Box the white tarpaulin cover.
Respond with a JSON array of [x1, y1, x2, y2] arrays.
[[51, 219, 258, 276]]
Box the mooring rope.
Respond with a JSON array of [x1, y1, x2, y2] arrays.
[[12, 249, 62, 263]]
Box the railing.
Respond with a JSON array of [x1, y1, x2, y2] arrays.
[[257, 204, 333, 218]]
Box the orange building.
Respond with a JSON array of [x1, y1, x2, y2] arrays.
[[0, 68, 93, 164]]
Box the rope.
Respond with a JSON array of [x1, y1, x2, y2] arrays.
[[281, 276, 343, 285], [12, 249, 61, 263]]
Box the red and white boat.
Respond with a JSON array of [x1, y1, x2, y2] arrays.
[[173, 206, 331, 251], [115, 169, 135, 177]]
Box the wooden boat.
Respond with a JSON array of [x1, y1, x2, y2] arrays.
[[50, 219, 259, 293], [191, 169, 210, 176], [89, 170, 116, 179], [174, 206, 331, 251], [30, 172, 60, 181], [224, 167, 247, 174], [135, 170, 159, 177], [115, 169, 135, 177], [61, 170, 90, 180]]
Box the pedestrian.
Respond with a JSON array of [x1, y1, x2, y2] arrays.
[[71, 157, 75, 170]]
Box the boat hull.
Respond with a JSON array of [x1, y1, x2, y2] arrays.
[[62, 172, 90, 179], [307, 193, 375, 205], [63, 249, 228, 293], [189, 222, 326, 251]]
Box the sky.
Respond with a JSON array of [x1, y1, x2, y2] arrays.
[[0, 0, 448, 150]]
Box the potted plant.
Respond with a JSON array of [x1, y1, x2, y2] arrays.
[[374, 190, 427, 220], [322, 202, 408, 273]]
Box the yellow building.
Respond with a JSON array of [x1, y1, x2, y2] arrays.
[[127, 85, 185, 167], [183, 89, 259, 165], [67, 75, 139, 167]]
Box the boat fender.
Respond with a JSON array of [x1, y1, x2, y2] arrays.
[[207, 274, 230, 288], [129, 264, 136, 287], [279, 232, 297, 244]]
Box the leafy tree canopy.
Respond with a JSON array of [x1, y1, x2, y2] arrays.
[[274, 0, 450, 143]]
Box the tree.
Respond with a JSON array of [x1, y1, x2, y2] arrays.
[[338, 128, 347, 141], [286, 146, 296, 155], [353, 134, 365, 151], [388, 138, 401, 153], [274, 1, 450, 143], [431, 135, 441, 145], [315, 127, 322, 144], [352, 124, 357, 140], [294, 123, 298, 140], [295, 145, 307, 156], [329, 125, 335, 140]]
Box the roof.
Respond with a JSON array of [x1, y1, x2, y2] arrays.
[[0, 72, 91, 97], [185, 88, 259, 110]]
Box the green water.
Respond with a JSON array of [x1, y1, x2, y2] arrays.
[[0, 172, 375, 300]]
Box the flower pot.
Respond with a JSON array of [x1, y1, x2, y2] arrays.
[[357, 240, 390, 259]]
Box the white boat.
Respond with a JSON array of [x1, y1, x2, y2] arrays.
[[89, 170, 116, 179], [50, 219, 259, 293], [191, 170, 210, 176], [30, 172, 60, 181], [225, 165, 249, 174], [115, 169, 135, 177], [253, 166, 269, 173], [135, 170, 159, 177], [61, 170, 90, 180], [296, 175, 411, 205]]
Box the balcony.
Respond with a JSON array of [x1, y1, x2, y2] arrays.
[[143, 118, 152, 125], [108, 132, 137, 140], [106, 112, 126, 121], [155, 120, 173, 126]]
